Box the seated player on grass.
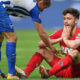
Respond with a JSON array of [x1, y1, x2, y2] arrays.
[[39, 8, 80, 78], [15, 8, 80, 78]]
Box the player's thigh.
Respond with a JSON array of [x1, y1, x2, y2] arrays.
[[55, 65, 72, 78], [37, 48, 54, 62], [69, 50, 80, 64], [69, 50, 79, 60], [0, 5, 16, 42], [3, 32, 17, 42]]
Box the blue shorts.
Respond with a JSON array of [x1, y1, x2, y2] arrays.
[[0, 2, 14, 33]]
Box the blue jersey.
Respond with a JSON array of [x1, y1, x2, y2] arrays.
[[2, 0, 41, 23]]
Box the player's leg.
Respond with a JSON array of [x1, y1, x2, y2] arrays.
[[38, 48, 61, 78], [16, 47, 60, 78], [24, 47, 60, 77], [15, 48, 44, 78], [40, 50, 79, 78], [0, 2, 19, 79], [0, 33, 6, 78], [38, 48, 60, 67], [15, 47, 57, 78], [3, 32, 19, 79], [23, 50, 44, 77]]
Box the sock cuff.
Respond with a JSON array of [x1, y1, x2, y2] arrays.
[[6, 42, 16, 46], [48, 55, 60, 67], [35, 52, 43, 58], [67, 55, 73, 62]]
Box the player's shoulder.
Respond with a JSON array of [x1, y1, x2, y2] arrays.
[[56, 28, 63, 33], [30, 3, 39, 12], [51, 28, 63, 36], [77, 27, 80, 30], [76, 27, 80, 33]]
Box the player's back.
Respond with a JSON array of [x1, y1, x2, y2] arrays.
[[10, 0, 36, 11], [1, 0, 37, 17], [2, 0, 36, 11]]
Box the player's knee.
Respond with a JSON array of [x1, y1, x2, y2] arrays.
[[69, 50, 78, 59], [13, 35, 17, 42], [7, 34, 17, 42], [37, 48, 46, 57]]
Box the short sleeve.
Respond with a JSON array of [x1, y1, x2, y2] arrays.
[[49, 29, 63, 39], [29, 3, 41, 23]]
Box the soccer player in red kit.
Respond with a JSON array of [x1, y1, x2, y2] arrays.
[[15, 8, 80, 78], [39, 8, 80, 78]]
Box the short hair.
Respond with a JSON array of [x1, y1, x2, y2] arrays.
[[63, 8, 79, 19], [43, 0, 51, 7]]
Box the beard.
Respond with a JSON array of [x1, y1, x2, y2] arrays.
[[64, 23, 75, 28]]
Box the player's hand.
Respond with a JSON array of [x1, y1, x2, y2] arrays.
[[50, 46, 59, 53], [62, 25, 72, 40]]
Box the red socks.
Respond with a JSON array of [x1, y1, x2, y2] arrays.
[[24, 52, 43, 77], [49, 55, 73, 76], [48, 56, 60, 67]]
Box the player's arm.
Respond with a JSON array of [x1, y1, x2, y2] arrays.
[[38, 37, 62, 48], [62, 25, 80, 49], [38, 29, 63, 48], [51, 37, 62, 44], [33, 21, 57, 52], [63, 39, 80, 49]]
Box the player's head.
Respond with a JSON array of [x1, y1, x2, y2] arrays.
[[63, 8, 79, 28], [38, 0, 51, 12]]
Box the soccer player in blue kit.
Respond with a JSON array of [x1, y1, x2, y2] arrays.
[[0, 0, 57, 79]]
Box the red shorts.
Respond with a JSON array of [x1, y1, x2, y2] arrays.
[[49, 55, 80, 78]]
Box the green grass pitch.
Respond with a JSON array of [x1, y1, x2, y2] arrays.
[[0, 30, 80, 80]]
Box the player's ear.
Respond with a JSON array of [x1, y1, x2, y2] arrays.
[[38, 0, 43, 4], [36, 0, 39, 2], [75, 18, 79, 24], [36, 0, 41, 2]]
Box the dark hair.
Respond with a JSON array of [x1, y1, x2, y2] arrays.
[[43, 0, 51, 7], [63, 8, 79, 19]]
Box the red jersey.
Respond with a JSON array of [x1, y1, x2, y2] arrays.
[[49, 27, 80, 56]]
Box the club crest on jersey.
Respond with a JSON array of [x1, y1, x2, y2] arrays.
[[76, 33, 80, 39], [78, 33, 80, 37]]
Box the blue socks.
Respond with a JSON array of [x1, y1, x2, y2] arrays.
[[0, 42, 2, 74], [6, 42, 16, 75]]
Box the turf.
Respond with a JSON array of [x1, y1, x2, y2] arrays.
[[0, 30, 80, 80]]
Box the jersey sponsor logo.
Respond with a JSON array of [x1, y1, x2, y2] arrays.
[[78, 33, 80, 37], [58, 62, 64, 67], [10, 23, 13, 29], [61, 46, 73, 55]]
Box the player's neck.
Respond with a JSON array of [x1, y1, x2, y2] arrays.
[[71, 26, 77, 37]]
